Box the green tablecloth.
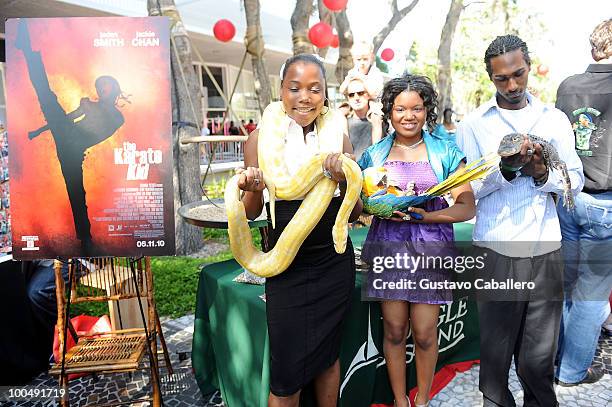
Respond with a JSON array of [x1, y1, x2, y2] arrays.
[[193, 224, 479, 406]]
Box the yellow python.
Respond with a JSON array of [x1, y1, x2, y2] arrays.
[[224, 102, 363, 278]]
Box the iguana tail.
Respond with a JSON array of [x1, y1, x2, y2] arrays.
[[558, 163, 575, 210]]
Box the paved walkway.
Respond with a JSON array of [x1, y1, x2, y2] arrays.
[[3, 314, 610, 406], [431, 333, 611, 406]]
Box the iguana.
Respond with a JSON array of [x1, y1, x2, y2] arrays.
[[497, 133, 574, 210]]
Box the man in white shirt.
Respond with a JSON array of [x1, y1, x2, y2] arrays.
[[456, 35, 584, 407]]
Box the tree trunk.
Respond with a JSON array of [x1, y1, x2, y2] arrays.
[[243, 0, 272, 112], [372, 0, 419, 54], [436, 0, 463, 115], [317, 0, 332, 59], [148, 0, 203, 255], [334, 8, 354, 83], [291, 0, 315, 55], [491, 0, 516, 34]]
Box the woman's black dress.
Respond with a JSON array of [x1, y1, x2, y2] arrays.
[[265, 197, 356, 397]]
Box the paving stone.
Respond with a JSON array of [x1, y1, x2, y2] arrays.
[[8, 316, 610, 406], [432, 333, 611, 406]]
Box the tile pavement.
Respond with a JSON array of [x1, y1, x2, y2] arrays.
[[2, 315, 609, 406], [431, 333, 611, 406]]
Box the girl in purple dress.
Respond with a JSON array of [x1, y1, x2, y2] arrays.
[[358, 75, 475, 407]]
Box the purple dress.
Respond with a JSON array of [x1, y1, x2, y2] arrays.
[[362, 161, 454, 303]]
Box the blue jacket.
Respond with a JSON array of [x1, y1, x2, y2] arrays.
[[357, 130, 466, 183]]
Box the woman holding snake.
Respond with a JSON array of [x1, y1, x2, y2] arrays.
[[358, 75, 475, 407], [237, 54, 363, 407]]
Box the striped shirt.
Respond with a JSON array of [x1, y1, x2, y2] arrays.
[[456, 93, 584, 257]]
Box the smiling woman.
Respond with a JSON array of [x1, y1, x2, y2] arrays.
[[358, 74, 475, 407], [233, 53, 363, 407], [280, 57, 327, 128]]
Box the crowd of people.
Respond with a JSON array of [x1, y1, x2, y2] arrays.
[[3, 11, 610, 407], [235, 18, 611, 407], [200, 118, 258, 136]]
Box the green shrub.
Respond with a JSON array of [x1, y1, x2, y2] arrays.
[[70, 227, 263, 319]]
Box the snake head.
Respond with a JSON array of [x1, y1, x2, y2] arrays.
[[497, 133, 525, 157]]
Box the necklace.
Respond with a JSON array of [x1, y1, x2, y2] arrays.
[[393, 138, 423, 150]]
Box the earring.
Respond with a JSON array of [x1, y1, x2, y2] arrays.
[[320, 98, 330, 115]]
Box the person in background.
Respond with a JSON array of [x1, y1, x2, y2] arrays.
[[245, 119, 257, 135], [456, 34, 584, 406], [349, 40, 385, 99], [0, 130, 69, 383], [339, 72, 384, 160], [228, 121, 240, 135], [201, 121, 210, 136], [553, 18, 612, 387], [238, 54, 362, 407], [348, 40, 385, 122], [433, 108, 457, 139]]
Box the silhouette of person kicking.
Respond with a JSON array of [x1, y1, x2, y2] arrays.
[[16, 19, 126, 253]]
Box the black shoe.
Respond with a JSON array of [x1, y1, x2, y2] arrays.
[[556, 366, 604, 387]]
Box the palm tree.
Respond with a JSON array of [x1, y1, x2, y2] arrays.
[[437, 0, 464, 114]]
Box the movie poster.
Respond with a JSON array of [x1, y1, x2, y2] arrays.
[[5, 17, 175, 259]]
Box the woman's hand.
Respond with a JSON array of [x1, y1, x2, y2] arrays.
[[390, 207, 427, 222], [237, 167, 265, 192], [323, 153, 353, 182]]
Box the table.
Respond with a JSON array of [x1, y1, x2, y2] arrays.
[[193, 224, 480, 406]]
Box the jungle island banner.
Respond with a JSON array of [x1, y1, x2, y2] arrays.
[[6, 17, 175, 259]]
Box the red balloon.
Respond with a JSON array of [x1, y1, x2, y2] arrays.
[[381, 48, 395, 61], [323, 0, 349, 12], [213, 19, 236, 42], [308, 22, 334, 48], [537, 64, 549, 76], [330, 34, 339, 48]]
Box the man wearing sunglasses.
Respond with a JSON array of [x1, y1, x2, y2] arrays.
[[339, 72, 383, 160]]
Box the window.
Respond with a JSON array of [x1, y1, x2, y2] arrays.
[[201, 65, 226, 110]]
